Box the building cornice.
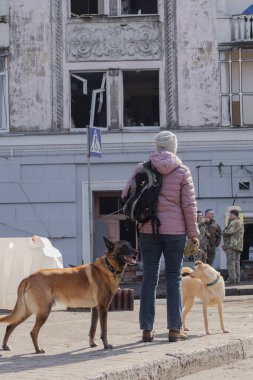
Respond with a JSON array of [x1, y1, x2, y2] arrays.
[[0, 129, 252, 157]]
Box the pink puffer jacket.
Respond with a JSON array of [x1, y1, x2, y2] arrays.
[[122, 151, 199, 238]]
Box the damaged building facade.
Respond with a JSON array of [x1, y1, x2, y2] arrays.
[[0, 0, 253, 269]]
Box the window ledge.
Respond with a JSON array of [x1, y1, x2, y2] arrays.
[[108, 14, 160, 23], [67, 14, 160, 23]]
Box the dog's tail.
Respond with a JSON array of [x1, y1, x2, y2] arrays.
[[0, 278, 29, 324], [182, 267, 193, 277]]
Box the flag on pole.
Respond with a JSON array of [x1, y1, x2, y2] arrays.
[[88, 126, 102, 158]]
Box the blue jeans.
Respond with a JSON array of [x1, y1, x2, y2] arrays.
[[139, 233, 186, 330]]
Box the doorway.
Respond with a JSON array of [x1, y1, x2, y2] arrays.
[[93, 192, 137, 260], [242, 223, 253, 262]]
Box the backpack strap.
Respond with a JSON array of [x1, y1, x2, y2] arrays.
[[143, 161, 162, 236]]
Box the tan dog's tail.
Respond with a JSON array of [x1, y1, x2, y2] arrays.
[[182, 267, 193, 277], [0, 278, 29, 324]]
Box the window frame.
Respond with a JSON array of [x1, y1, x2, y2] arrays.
[[70, 70, 109, 131], [0, 55, 9, 132], [68, 0, 109, 18], [117, 0, 158, 16], [219, 48, 253, 127], [69, 67, 164, 131], [121, 68, 160, 129]]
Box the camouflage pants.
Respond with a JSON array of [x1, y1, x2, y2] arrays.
[[226, 249, 241, 283], [206, 246, 216, 266]]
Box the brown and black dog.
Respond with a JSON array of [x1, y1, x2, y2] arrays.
[[0, 237, 137, 353]]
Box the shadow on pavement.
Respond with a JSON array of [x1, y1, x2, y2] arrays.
[[0, 334, 200, 375]]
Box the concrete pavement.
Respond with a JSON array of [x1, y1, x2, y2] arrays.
[[1, 295, 253, 379]]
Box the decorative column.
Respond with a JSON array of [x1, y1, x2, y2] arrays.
[[108, 69, 120, 130], [164, 0, 178, 129], [50, 0, 63, 130], [109, 0, 118, 16]]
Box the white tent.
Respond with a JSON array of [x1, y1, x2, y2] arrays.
[[0, 236, 63, 310]]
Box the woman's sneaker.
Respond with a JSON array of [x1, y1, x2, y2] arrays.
[[168, 329, 188, 342], [142, 329, 155, 342]]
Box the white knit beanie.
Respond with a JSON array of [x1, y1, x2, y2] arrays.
[[155, 131, 178, 153]]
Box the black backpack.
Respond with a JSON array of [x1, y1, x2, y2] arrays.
[[123, 160, 162, 235]]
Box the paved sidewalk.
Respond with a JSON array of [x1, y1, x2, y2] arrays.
[[1, 295, 253, 380]]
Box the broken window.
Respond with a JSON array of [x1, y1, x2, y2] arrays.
[[0, 56, 8, 131], [220, 48, 253, 127], [71, 0, 105, 16], [121, 0, 158, 15], [123, 70, 159, 127], [71, 72, 107, 128], [239, 181, 250, 191]]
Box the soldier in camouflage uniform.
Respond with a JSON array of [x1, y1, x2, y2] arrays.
[[196, 211, 209, 263], [223, 209, 244, 284], [204, 209, 222, 266]]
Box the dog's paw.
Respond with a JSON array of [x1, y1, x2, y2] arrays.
[[35, 349, 45, 354], [104, 344, 113, 350], [206, 331, 211, 335], [184, 327, 190, 332], [89, 341, 98, 348], [223, 329, 230, 333], [2, 345, 11, 351]]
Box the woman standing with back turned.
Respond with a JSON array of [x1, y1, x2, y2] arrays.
[[122, 131, 199, 342]]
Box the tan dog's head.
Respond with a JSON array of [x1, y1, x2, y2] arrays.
[[103, 237, 138, 266], [182, 267, 193, 277], [190, 260, 213, 280]]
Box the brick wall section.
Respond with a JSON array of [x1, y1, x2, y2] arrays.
[[123, 266, 166, 283]]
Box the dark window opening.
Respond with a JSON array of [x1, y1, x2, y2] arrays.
[[239, 181, 250, 190], [99, 196, 121, 215], [121, 0, 158, 15], [71, 0, 105, 16], [242, 223, 253, 262], [123, 70, 159, 127], [71, 72, 106, 128]]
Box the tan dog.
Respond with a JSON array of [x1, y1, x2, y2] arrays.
[[182, 261, 229, 335], [0, 237, 137, 353]]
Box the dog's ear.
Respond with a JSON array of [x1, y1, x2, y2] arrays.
[[103, 237, 115, 251], [195, 260, 202, 266]]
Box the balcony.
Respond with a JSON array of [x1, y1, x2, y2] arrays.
[[217, 15, 253, 45], [232, 14, 253, 41]]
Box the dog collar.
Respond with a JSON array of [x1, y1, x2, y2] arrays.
[[105, 257, 122, 275], [206, 275, 220, 287]]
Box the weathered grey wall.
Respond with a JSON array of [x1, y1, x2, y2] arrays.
[[0, 130, 253, 268], [177, 0, 220, 127], [0, 155, 78, 266], [0, 0, 9, 48], [9, 0, 52, 131], [2, 0, 253, 269]]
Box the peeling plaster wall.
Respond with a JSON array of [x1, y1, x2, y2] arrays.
[[177, 0, 220, 128], [9, 0, 51, 131], [0, 0, 9, 48]]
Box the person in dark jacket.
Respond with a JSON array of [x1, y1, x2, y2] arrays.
[[122, 131, 199, 343], [204, 209, 222, 266]]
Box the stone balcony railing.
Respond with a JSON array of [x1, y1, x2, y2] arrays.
[[232, 14, 253, 41]]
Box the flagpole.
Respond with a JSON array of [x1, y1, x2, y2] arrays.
[[87, 125, 93, 263]]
